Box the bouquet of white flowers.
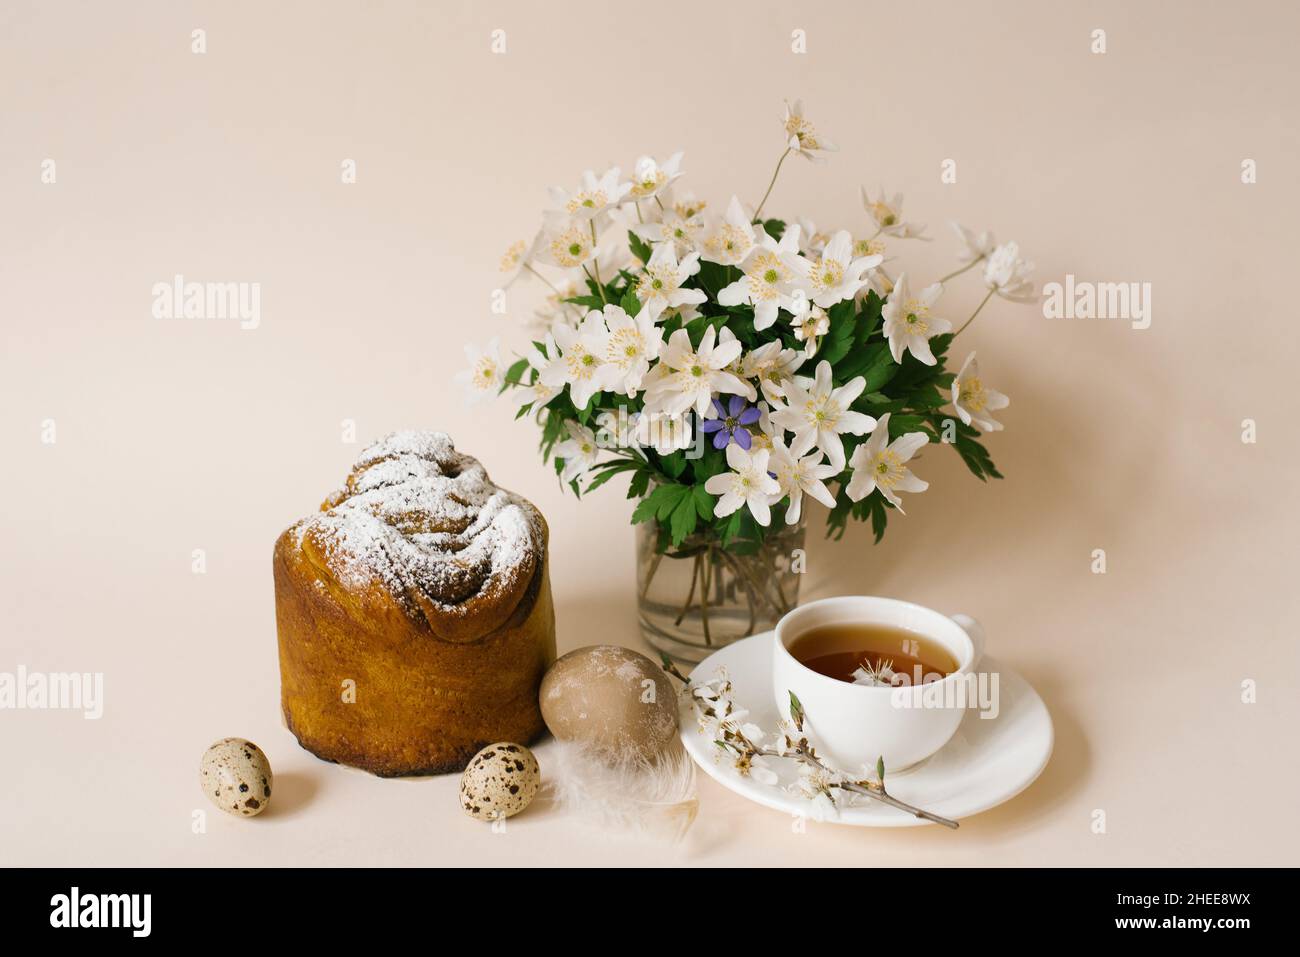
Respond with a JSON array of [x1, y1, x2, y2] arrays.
[[461, 100, 1035, 656]]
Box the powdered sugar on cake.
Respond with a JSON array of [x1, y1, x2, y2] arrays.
[[292, 431, 544, 626]]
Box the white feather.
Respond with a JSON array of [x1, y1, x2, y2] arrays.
[[539, 739, 699, 841]]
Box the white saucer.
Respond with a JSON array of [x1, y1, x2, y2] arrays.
[[679, 631, 1053, 826]]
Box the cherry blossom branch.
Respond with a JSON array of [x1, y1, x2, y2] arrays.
[[658, 661, 959, 828]]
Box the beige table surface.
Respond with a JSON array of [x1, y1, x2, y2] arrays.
[[2, 0, 1297, 866]]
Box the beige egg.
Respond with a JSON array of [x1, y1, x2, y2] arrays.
[[459, 743, 540, 821], [200, 738, 273, 818], [539, 645, 678, 760]]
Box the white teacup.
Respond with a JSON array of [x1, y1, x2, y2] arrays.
[[773, 596, 986, 772]]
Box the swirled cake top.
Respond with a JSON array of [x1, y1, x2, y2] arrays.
[[292, 431, 545, 639]]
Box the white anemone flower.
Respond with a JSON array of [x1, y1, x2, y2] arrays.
[[548, 166, 631, 222], [554, 422, 601, 485], [634, 243, 707, 323], [783, 99, 837, 161], [632, 208, 705, 259], [498, 232, 541, 288], [634, 410, 694, 455], [948, 352, 1010, 433], [454, 337, 504, 404], [601, 304, 663, 395], [852, 235, 888, 261], [795, 218, 831, 257], [641, 324, 748, 417], [529, 277, 583, 334], [845, 413, 930, 512], [767, 436, 839, 525], [789, 298, 830, 358], [881, 273, 952, 366], [704, 444, 781, 526], [744, 400, 777, 453], [665, 188, 707, 221], [513, 334, 560, 410], [540, 310, 622, 409], [718, 223, 806, 330], [629, 152, 684, 202], [699, 195, 758, 267], [982, 241, 1038, 302], [861, 187, 928, 239], [768, 360, 875, 469], [536, 212, 602, 270], [739, 340, 806, 404], [950, 222, 996, 265], [797, 230, 882, 308]]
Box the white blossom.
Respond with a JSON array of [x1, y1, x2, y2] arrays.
[[861, 187, 928, 239], [454, 337, 504, 404], [796, 230, 882, 308], [949, 351, 1009, 432], [541, 310, 622, 409], [548, 166, 631, 222], [629, 152, 684, 202], [768, 436, 839, 524], [718, 223, 805, 330], [703, 444, 781, 526], [642, 324, 749, 417], [881, 273, 952, 366], [846, 413, 930, 512], [769, 360, 875, 469], [699, 195, 758, 267], [554, 422, 601, 485], [634, 243, 707, 322], [982, 241, 1038, 302], [783, 99, 837, 161], [950, 222, 996, 265]]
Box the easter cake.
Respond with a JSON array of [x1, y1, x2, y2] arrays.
[[272, 431, 555, 776]]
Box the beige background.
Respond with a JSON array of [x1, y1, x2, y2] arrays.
[[2, 0, 1297, 866]]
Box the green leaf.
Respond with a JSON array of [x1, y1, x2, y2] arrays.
[[619, 288, 641, 317], [717, 508, 744, 546], [565, 294, 604, 310], [502, 357, 529, 388], [584, 459, 640, 494], [695, 260, 732, 299], [669, 493, 698, 546], [942, 417, 1003, 482], [628, 230, 653, 265], [887, 414, 928, 437], [819, 300, 858, 367], [868, 492, 889, 543], [661, 451, 687, 480], [856, 290, 884, 343], [902, 383, 949, 410], [788, 691, 805, 729], [692, 485, 715, 522], [627, 470, 650, 499], [876, 756, 886, 785], [840, 341, 896, 392], [631, 484, 679, 524]]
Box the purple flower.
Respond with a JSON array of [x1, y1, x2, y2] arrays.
[[700, 395, 760, 450]]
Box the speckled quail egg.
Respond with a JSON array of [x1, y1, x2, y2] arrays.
[[200, 738, 273, 818], [459, 742, 540, 821]]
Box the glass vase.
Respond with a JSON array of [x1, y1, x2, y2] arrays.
[[636, 517, 806, 663]]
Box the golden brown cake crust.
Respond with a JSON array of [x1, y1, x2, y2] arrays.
[[273, 432, 556, 776]]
